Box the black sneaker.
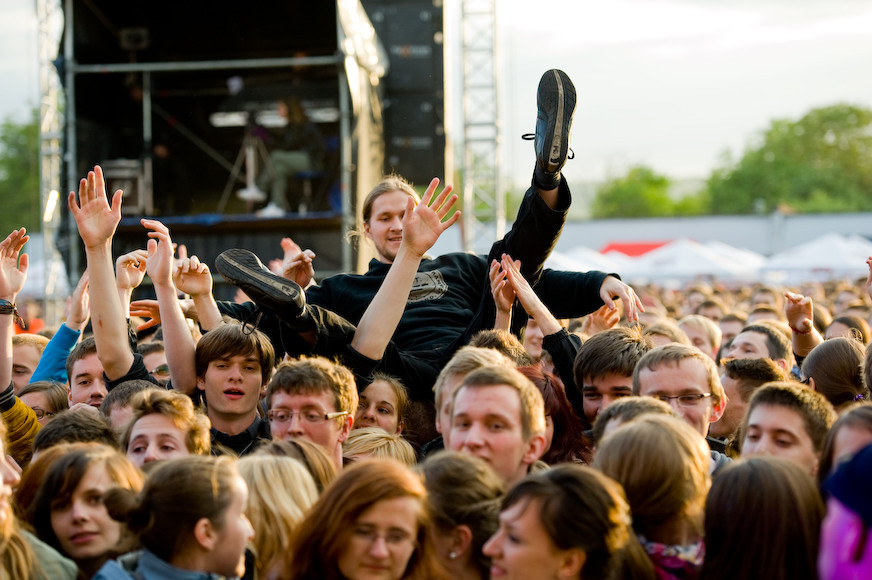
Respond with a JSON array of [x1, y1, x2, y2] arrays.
[[215, 249, 306, 319], [524, 69, 576, 189]]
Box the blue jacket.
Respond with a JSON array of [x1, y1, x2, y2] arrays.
[[94, 549, 238, 580]]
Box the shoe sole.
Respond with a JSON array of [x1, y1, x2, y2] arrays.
[[215, 249, 305, 314], [539, 69, 577, 173]]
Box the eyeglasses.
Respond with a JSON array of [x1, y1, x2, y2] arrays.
[[267, 408, 348, 424], [149, 364, 170, 377], [651, 393, 713, 408], [30, 408, 55, 419], [351, 526, 416, 548]]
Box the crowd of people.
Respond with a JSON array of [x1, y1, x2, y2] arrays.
[[1, 68, 871, 580]]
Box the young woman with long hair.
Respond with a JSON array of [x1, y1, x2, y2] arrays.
[[289, 458, 445, 580]]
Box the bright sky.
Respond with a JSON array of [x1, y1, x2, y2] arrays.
[[498, 0, 872, 187], [2, 0, 871, 190]]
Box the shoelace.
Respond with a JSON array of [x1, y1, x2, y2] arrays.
[[520, 133, 575, 160], [241, 308, 264, 335]]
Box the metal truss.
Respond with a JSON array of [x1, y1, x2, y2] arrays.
[[459, 0, 503, 253]]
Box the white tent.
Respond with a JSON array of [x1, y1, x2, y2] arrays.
[[761, 233, 871, 283], [620, 238, 760, 283], [704, 240, 767, 269]]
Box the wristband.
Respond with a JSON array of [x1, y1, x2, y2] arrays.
[[0, 299, 25, 330]]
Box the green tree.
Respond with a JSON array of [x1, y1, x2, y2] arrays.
[[0, 109, 40, 235], [706, 104, 872, 214], [591, 165, 675, 218]]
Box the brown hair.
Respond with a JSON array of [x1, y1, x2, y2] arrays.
[[289, 459, 444, 580], [702, 457, 823, 580], [591, 396, 677, 445], [518, 366, 588, 464], [722, 357, 786, 402], [741, 323, 791, 361], [467, 329, 535, 366], [632, 343, 725, 406], [266, 356, 358, 416], [801, 337, 868, 410], [503, 465, 652, 580], [121, 389, 211, 456], [104, 456, 238, 562], [594, 415, 711, 542], [194, 323, 275, 385], [32, 410, 118, 453], [65, 336, 98, 383], [817, 402, 872, 484], [741, 382, 837, 454], [574, 327, 653, 387], [419, 452, 505, 578], [366, 372, 410, 431], [30, 443, 143, 555], [17, 380, 69, 416], [828, 315, 871, 344]]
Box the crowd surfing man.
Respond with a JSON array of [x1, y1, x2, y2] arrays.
[[213, 69, 643, 398]]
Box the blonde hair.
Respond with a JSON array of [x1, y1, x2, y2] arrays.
[[0, 420, 43, 579], [456, 365, 546, 439], [343, 427, 416, 467], [433, 346, 512, 409], [238, 455, 319, 577], [678, 315, 722, 352]]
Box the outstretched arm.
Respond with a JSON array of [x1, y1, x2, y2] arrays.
[[142, 219, 198, 394], [350, 178, 460, 360], [0, 229, 29, 391], [68, 165, 133, 380]]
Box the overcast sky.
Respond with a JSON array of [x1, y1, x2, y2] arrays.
[[2, 0, 871, 190]]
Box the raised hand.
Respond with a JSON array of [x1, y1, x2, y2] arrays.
[[68, 165, 122, 249], [501, 254, 541, 314], [581, 304, 621, 336], [490, 258, 518, 314], [278, 237, 316, 288], [116, 249, 148, 291], [785, 291, 813, 333], [142, 219, 175, 287], [599, 276, 644, 324], [174, 254, 213, 297], [66, 269, 91, 331], [0, 228, 28, 301], [129, 299, 162, 331], [401, 178, 461, 258]]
